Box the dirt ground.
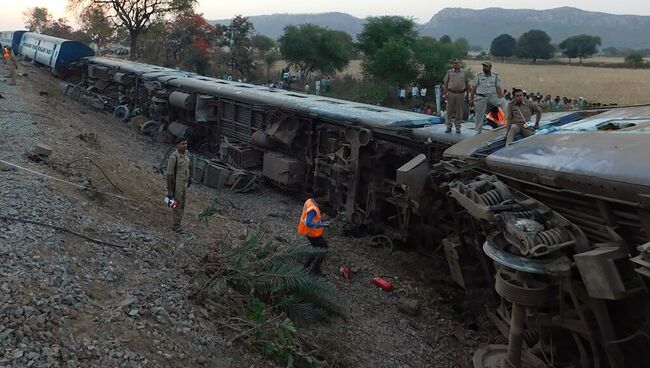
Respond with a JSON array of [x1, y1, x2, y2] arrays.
[[464, 60, 650, 106], [0, 60, 494, 366]]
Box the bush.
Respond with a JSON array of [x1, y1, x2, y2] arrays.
[[625, 53, 645, 68]]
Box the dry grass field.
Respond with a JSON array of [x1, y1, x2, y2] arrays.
[[464, 60, 650, 105], [274, 59, 650, 106]]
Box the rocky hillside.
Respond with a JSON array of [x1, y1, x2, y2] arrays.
[[210, 12, 365, 39], [422, 7, 650, 48], [211, 7, 650, 49]]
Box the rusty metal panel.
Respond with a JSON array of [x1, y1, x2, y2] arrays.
[[262, 152, 304, 187], [443, 236, 465, 288], [574, 247, 629, 300], [228, 143, 262, 169]]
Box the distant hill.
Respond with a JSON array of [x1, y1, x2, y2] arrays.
[[422, 7, 650, 49], [210, 7, 650, 49], [209, 12, 365, 39]]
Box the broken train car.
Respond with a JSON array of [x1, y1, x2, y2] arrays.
[[61, 56, 473, 249], [59, 55, 650, 367], [441, 106, 650, 368]]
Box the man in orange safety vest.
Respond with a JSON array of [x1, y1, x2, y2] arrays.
[[297, 189, 330, 275]]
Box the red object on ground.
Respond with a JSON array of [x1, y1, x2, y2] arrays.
[[339, 266, 351, 280], [372, 276, 393, 291]]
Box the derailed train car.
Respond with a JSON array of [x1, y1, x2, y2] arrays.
[[61, 56, 473, 251], [55, 53, 650, 367], [441, 108, 650, 367]]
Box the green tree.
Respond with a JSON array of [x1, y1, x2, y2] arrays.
[[490, 34, 516, 62], [413, 37, 462, 83], [278, 24, 352, 76], [625, 53, 645, 68], [79, 6, 115, 53], [42, 18, 75, 39], [362, 39, 417, 84], [223, 15, 256, 78], [262, 50, 281, 78], [439, 35, 452, 44], [356, 16, 418, 56], [357, 16, 418, 83], [515, 29, 554, 63], [453, 37, 469, 56], [23, 7, 53, 33], [68, 0, 197, 60], [558, 34, 601, 63], [252, 34, 275, 55]]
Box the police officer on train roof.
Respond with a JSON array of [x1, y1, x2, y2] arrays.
[[469, 61, 508, 135]]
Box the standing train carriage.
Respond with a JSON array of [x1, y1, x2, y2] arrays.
[[6, 30, 646, 368]]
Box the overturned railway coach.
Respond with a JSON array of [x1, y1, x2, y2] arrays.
[[45, 45, 649, 367]]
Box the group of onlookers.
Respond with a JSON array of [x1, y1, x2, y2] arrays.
[[503, 90, 591, 111]]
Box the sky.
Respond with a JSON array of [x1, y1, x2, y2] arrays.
[[2, 0, 650, 29]]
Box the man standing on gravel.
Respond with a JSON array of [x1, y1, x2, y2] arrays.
[[469, 61, 505, 134], [7, 49, 17, 86], [298, 190, 330, 276], [166, 137, 191, 232]]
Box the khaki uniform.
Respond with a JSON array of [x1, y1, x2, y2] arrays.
[[443, 68, 469, 129], [472, 72, 506, 134], [505, 100, 542, 145], [166, 150, 191, 230], [8, 55, 17, 85]]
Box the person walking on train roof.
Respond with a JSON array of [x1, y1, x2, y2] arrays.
[[7, 49, 18, 86], [469, 61, 507, 134], [166, 137, 191, 233], [443, 58, 470, 133], [505, 88, 542, 146], [298, 190, 330, 276]]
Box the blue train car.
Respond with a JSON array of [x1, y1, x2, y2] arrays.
[[0, 30, 27, 51], [18, 32, 94, 74]]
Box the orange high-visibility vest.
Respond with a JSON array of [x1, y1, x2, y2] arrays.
[[487, 107, 507, 127], [2, 49, 9, 60], [297, 199, 324, 238]]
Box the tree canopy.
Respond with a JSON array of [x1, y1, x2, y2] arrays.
[[79, 6, 115, 52], [490, 34, 516, 61], [625, 53, 645, 68], [68, 0, 197, 60], [515, 29, 554, 63], [357, 16, 463, 85], [23, 7, 53, 33], [439, 35, 452, 44], [278, 24, 353, 75], [558, 34, 601, 63], [356, 16, 418, 56], [453, 37, 469, 56]]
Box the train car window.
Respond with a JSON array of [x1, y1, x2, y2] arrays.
[[317, 100, 345, 105], [285, 94, 308, 98], [236, 85, 253, 88]]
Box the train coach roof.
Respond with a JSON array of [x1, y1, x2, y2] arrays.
[[86, 56, 439, 128]]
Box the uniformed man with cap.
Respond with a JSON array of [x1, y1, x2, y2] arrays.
[[469, 61, 506, 134], [443, 58, 470, 133], [166, 137, 191, 232]]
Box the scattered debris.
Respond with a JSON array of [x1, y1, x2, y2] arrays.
[[39, 91, 49, 96], [33, 142, 53, 157], [372, 276, 393, 291], [339, 265, 351, 280], [76, 132, 99, 145]]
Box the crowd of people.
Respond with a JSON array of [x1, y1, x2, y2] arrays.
[[502, 90, 591, 111]]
